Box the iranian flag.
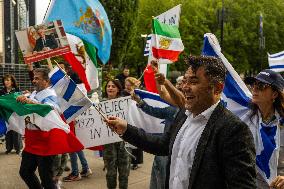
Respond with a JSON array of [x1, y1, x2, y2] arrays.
[[151, 19, 184, 63], [65, 34, 99, 91], [0, 93, 84, 156]]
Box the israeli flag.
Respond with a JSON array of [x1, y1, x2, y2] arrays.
[[144, 34, 152, 56], [203, 33, 279, 184], [127, 89, 170, 134], [49, 66, 93, 123], [268, 51, 284, 72]]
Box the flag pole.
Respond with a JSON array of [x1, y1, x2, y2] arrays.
[[92, 102, 136, 160], [43, 0, 52, 21], [54, 60, 107, 119], [47, 58, 53, 70], [138, 67, 147, 81]]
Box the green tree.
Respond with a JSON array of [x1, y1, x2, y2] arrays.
[[100, 0, 139, 69], [102, 0, 284, 76]]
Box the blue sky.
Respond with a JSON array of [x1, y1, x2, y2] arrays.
[[36, 0, 50, 24]]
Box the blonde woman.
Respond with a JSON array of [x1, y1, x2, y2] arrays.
[[122, 77, 140, 96]]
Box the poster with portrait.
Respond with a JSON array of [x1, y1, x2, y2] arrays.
[[15, 20, 71, 64]]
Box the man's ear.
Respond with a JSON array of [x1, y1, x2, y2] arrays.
[[272, 90, 279, 101], [214, 82, 224, 95]]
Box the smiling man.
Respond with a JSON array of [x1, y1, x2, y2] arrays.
[[105, 55, 256, 189]]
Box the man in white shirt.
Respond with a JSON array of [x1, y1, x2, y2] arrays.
[[105, 55, 256, 189], [17, 68, 59, 189]]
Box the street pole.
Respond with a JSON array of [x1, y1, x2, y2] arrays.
[[259, 14, 265, 71], [140, 34, 147, 77], [220, 0, 224, 50]]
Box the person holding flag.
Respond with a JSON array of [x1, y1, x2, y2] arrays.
[[105, 55, 256, 189], [17, 68, 61, 189], [242, 70, 284, 188], [200, 33, 284, 187]]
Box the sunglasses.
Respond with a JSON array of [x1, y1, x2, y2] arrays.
[[250, 81, 271, 91]]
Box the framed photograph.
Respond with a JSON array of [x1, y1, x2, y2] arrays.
[[15, 20, 71, 64]]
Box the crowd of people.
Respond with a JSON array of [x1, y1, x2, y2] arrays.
[[2, 55, 284, 189]]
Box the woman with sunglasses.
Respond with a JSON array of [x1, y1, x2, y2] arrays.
[[243, 69, 284, 189]]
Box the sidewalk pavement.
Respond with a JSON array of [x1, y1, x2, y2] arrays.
[[0, 143, 154, 189]]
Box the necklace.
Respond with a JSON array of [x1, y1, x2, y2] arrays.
[[262, 114, 276, 124]]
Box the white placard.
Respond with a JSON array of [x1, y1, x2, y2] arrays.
[[75, 96, 131, 148], [155, 4, 181, 26]]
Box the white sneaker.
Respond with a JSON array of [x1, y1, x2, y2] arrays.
[[80, 168, 92, 177]]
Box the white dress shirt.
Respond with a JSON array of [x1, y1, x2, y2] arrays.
[[169, 101, 219, 189]]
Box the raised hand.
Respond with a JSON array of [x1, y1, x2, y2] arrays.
[[150, 60, 159, 74], [155, 73, 166, 85], [104, 116, 128, 136], [270, 175, 284, 189]]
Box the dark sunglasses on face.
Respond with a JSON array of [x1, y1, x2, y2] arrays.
[[250, 81, 271, 91]]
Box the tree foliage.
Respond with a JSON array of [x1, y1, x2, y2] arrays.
[[102, 0, 284, 76], [100, 0, 139, 68]]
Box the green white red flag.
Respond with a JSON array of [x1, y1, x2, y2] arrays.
[[0, 93, 84, 156], [151, 19, 184, 63]]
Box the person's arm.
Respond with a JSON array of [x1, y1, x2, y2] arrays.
[[46, 58, 53, 71], [163, 78, 185, 108], [221, 119, 256, 188], [16, 95, 39, 104], [105, 116, 170, 156], [270, 176, 284, 189], [41, 95, 61, 113], [27, 63, 34, 82], [137, 99, 177, 121], [123, 124, 170, 156], [150, 60, 185, 108]]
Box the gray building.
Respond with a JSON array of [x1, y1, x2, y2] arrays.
[[2, 0, 35, 64], [0, 0, 36, 91]]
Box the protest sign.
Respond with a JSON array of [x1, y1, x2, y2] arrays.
[[75, 96, 131, 148], [15, 20, 71, 64]]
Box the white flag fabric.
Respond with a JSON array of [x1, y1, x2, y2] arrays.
[[203, 33, 280, 184], [268, 51, 284, 72], [49, 66, 93, 123], [144, 34, 152, 56], [67, 34, 99, 90], [127, 89, 170, 134], [146, 4, 182, 76]]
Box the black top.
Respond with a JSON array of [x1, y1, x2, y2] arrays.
[[0, 87, 19, 95], [115, 73, 127, 89]]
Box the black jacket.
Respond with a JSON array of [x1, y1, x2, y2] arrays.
[[0, 87, 19, 95], [123, 102, 256, 189]]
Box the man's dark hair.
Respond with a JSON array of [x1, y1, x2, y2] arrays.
[[184, 55, 227, 84], [33, 68, 50, 81], [58, 61, 82, 84], [123, 66, 129, 70], [58, 61, 71, 71]]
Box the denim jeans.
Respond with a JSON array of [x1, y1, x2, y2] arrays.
[[149, 155, 168, 189], [69, 150, 89, 175]]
